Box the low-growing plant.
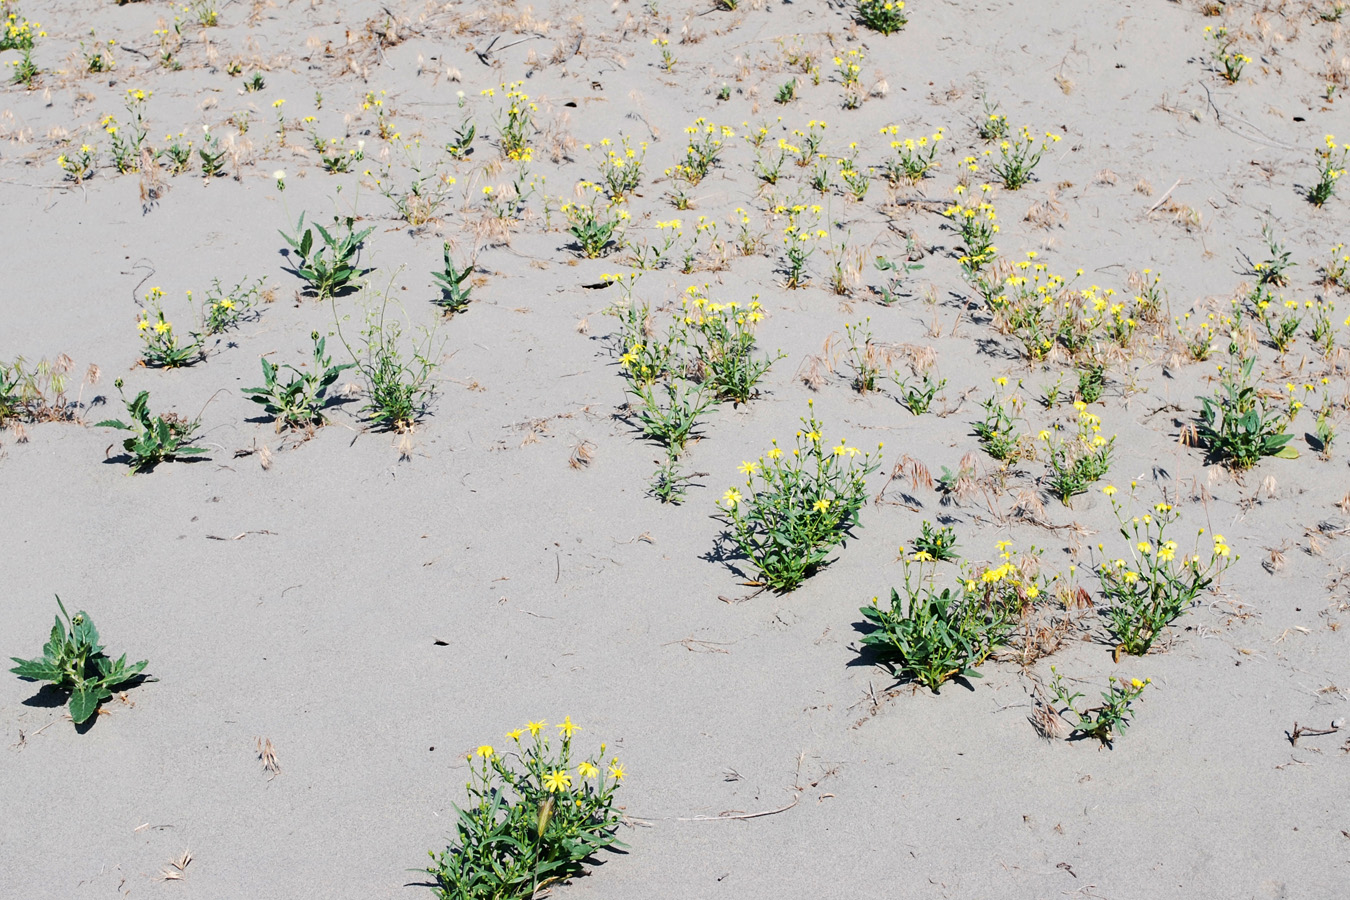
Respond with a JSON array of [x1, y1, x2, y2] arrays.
[[484, 81, 536, 161], [873, 247, 924, 304], [989, 126, 1059, 190], [432, 243, 474, 315], [860, 546, 1040, 691], [199, 277, 265, 336], [445, 119, 475, 159], [778, 202, 824, 288], [1195, 356, 1297, 468], [854, 0, 908, 35], [198, 127, 227, 177], [1041, 404, 1114, 505], [1308, 133, 1349, 207], [425, 719, 625, 899], [879, 126, 944, 184], [592, 135, 646, 200], [774, 78, 798, 105], [0, 355, 85, 426], [96, 381, 206, 472], [944, 184, 999, 274], [912, 521, 958, 561], [57, 143, 97, 182], [1096, 490, 1235, 655], [683, 289, 782, 403], [242, 332, 352, 431], [720, 405, 882, 592], [340, 299, 437, 432], [1252, 223, 1295, 287], [10, 596, 148, 726], [628, 380, 718, 455], [137, 287, 203, 368], [973, 380, 1022, 462], [895, 370, 945, 415], [1206, 25, 1250, 83], [563, 182, 628, 258], [1048, 668, 1149, 747], [281, 213, 374, 300]]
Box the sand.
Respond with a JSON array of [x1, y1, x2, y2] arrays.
[[3, 0, 1350, 897]]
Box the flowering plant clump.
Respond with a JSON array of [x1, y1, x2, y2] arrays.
[[880, 126, 944, 184], [482, 81, 535, 161], [944, 184, 998, 274], [720, 404, 882, 592], [1049, 668, 1149, 747], [1041, 402, 1114, 505], [1095, 490, 1236, 656], [1194, 356, 1297, 469], [562, 181, 629, 258], [860, 541, 1045, 691], [426, 718, 626, 900], [1308, 134, 1349, 207], [137, 287, 203, 368], [1206, 25, 1250, 84], [987, 125, 1059, 190], [854, 0, 907, 35], [590, 135, 647, 201], [682, 286, 783, 403], [777, 201, 826, 288]]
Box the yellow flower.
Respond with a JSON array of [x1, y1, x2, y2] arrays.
[[1102, 485, 1117, 496], [607, 761, 626, 781], [526, 720, 547, 736], [542, 769, 572, 792], [738, 460, 758, 475], [1137, 542, 1151, 553], [577, 761, 599, 779], [812, 498, 830, 512], [1130, 678, 1145, 689], [723, 488, 743, 509], [766, 446, 783, 460], [506, 729, 524, 742], [558, 716, 579, 738], [154, 320, 171, 335]]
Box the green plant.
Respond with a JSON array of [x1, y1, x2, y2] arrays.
[[944, 184, 999, 274], [1255, 296, 1304, 352], [843, 319, 886, 393], [57, 143, 96, 182], [628, 380, 718, 455], [652, 34, 674, 71], [1096, 491, 1235, 655], [973, 381, 1021, 462], [425, 719, 625, 899], [1195, 356, 1297, 468], [1048, 668, 1149, 747], [281, 213, 373, 300], [592, 135, 646, 201], [854, 0, 908, 35], [990, 126, 1059, 190], [242, 332, 352, 431], [684, 290, 782, 403], [1206, 25, 1250, 83], [10, 597, 148, 726], [720, 406, 882, 592], [199, 277, 265, 336], [244, 71, 265, 92], [896, 371, 945, 415], [157, 132, 193, 174], [912, 521, 958, 561], [96, 381, 206, 472], [104, 88, 151, 174], [778, 201, 823, 288], [198, 127, 227, 177], [1076, 361, 1106, 403], [485, 81, 536, 161], [976, 99, 1009, 142], [562, 182, 628, 258], [774, 78, 798, 104], [873, 248, 924, 305], [860, 549, 1036, 691], [880, 127, 944, 183], [433, 244, 474, 315], [445, 119, 475, 159], [9, 46, 37, 86], [340, 299, 437, 432], [1041, 404, 1114, 505], [137, 287, 203, 368], [1308, 134, 1349, 207], [0, 355, 81, 426], [1252, 223, 1295, 286]]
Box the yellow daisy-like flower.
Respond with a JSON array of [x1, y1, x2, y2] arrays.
[[542, 769, 572, 792], [738, 460, 758, 475], [558, 716, 579, 738], [607, 761, 626, 781], [812, 498, 830, 512], [577, 761, 599, 779], [1102, 485, 1117, 496], [526, 720, 547, 736], [506, 729, 524, 742], [723, 488, 742, 509]]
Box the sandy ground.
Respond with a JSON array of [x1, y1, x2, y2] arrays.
[[3, 0, 1350, 897]]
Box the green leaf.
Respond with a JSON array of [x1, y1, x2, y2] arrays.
[[69, 683, 100, 724], [1274, 445, 1299, 459], [94, 418, 131, 430], [10, 657, 60, 681]]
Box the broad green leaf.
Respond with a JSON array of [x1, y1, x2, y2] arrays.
[[69, 683, 99, 724]]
